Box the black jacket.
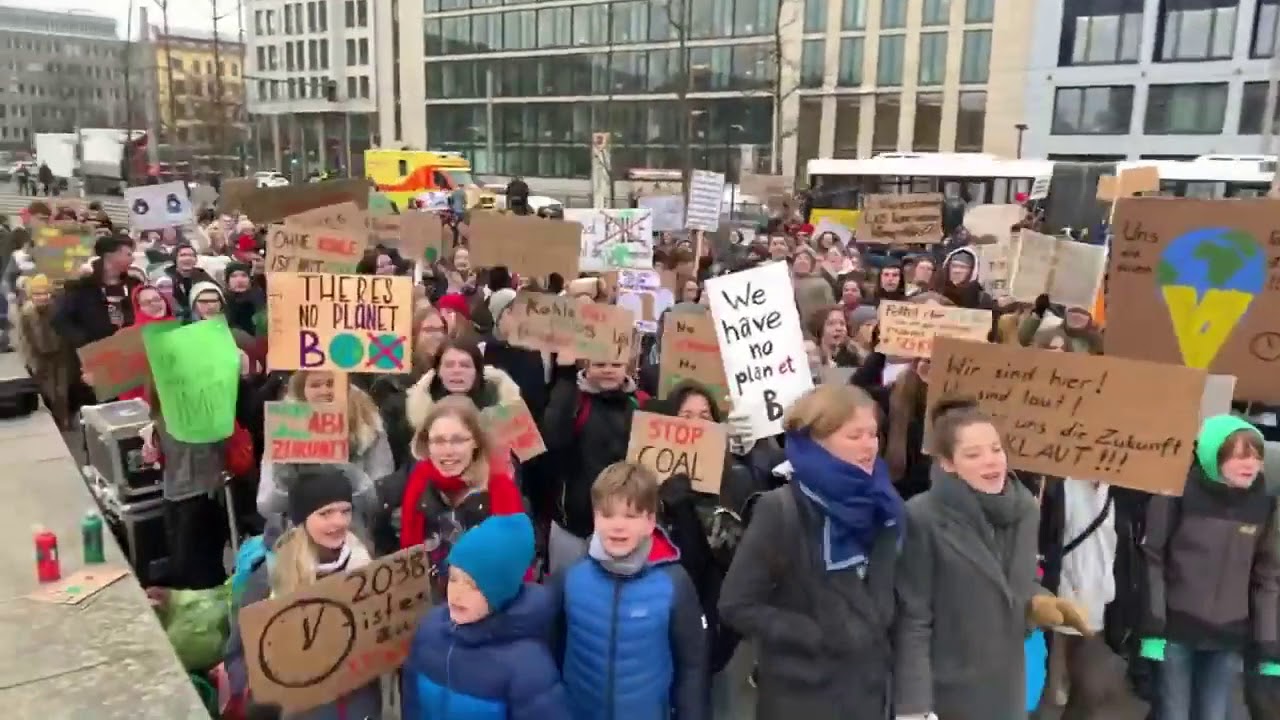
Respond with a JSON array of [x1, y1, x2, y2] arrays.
[[224, 287, 264, 338], [165, 265, 216, 316], [52, 272, 143, 350]]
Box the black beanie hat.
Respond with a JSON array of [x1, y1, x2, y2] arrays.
[[287, 467, 354, 525], [226, 261, 253, 281]]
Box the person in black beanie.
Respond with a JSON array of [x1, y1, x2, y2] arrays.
[[223, 260, 263, 337]]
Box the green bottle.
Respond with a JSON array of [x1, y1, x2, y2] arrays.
[[81, 511, 105, 564]]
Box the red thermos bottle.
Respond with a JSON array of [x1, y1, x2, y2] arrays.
[[34, 527, 60, 583]]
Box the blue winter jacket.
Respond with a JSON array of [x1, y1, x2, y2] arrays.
[[554, 531, 708, 720], [403, 583, 571, 720]]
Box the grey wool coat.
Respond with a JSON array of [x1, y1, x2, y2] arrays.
[[893, 467, 1044, 720]]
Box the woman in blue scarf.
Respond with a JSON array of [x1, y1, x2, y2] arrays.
[[719, 383, 905, 720]]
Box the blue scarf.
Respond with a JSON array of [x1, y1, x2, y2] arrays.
[[785, 431, 906, 571]]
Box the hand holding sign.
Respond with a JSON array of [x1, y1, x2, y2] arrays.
[[142, 317, 240, 443]]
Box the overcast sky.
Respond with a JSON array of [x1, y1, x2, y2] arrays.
[[10, 0, 243, 38]]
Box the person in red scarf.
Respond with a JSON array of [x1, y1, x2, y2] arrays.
[[115, 284, 175, 404]]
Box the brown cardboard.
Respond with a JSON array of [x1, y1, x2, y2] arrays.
[[480, 398, 547, 462], [876, 300, 992, 359], [265, 401, 350, 464], [626, 411, 727, 494], [467, 212, 581, 280], [266, 273, 414, 373], [1097, 166, 1161, 201], [231, 178, 371, 224], [504, 293, 635, 363], [286, 201, 367, 237], [266, 223, 368, 274], [397, 212, 447, 264], [658, 310, 730, 406], [77, 324, 155, 399], [963, 204, 1022, 245], [855, 193, 944, 244], [26, 566, 128, 605]]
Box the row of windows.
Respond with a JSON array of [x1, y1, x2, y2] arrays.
[[170, 80, 234, 99], [252, 75, 371, 102], [1060, 0, 1280, 67], [253, 0, 368, 36], [794, 92, 987, 168], [5, 84, 120, 101], [803, 0, 994, 33], [0, 34, 119, 57], [166, 58, 241, 78], [1051, 81, 1280, 136], [346, 38, 371, 66], [798, 29, 990, 89], [426, 45, 777, 99]]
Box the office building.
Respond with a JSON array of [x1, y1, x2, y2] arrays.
[[1024, 0, 1280, 160], [0, 5, 129, 151], [149, 26, 248, 172], [245, 0, 380, 177]]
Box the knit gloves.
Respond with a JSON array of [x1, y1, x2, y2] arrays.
[[1027, 594, 1092, 635]]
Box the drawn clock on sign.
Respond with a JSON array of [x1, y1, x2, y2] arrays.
[[257, 598, 357, 688], [1250, 332, 1280, 362]]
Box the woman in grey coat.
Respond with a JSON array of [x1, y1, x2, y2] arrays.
[[719, 384, 905, 720], [893, 399, 1091, 720]]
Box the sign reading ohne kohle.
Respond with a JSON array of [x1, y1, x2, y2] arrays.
[[685, 170, 726, 232]]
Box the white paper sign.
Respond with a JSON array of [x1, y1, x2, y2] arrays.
[[813, 218, 853, 247], [706, 262, 813, 440], [566, 208, 655, 272], [615, 269, 675, 333], [685, 170, 726, 232], [638, 195, 685, 233], [125, 181, 195, 231], [1029, 176, 1052, 201]]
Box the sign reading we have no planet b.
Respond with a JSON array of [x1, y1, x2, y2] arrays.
[[928, 337, 1206, 496], [267, 273, 414, 373]]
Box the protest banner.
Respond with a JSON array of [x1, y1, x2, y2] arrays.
[[739, 172, 792, 206], [31, 224, 95, 282], [706, 262, 813, 439], [974, 238, 1015, 295], [928, 337, 1205, 495], [685, 170, 726, 232], [855, 193, 944, 244], [611, 269, 675, 333], [505, 293, 635, 363], [877, 301, 992, 359], [1048, 238, 1108, 309], [265, 401, 349, 463], [266, 223, 367, 274], [658, 309, 729, 406], [480, 399, 547, 462], [233, 178, 372, 224], [218, 177, 257, 215], [1002, 230, 1105, 308], [1097, 166, 1160, 201], [637, 195, 685, 233], [142, 317, 240, 443], [626, 411, 727, 494], [467, 212, 581, 280], [285, 201, 367, 237], [398, 211, 447, 263], [566, 208, 656, 271], [1007, 230, 1057, 302], [963, 205, 1022, 245], [266, 273, 414, 373], [237, 546, 431, 714], [367, 213, 401, 248], [77, 323, 169, 399], [125, 181, 194, 231], [1107, 197, 1280, 403]]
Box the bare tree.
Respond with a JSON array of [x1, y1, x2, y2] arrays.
[[769, 1, 801, 176]]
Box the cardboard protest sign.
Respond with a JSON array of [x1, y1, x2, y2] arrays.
[[626, 411, 727, 494], [637, 195, 685, 233], [739, 172, 793, 206], [266, 273, 414, 373], [126, 181, 194, 231], [1097, 166, 1160, 201], [928, 337, 1205, 495], [31, 224, 95, 282], [611, 269, 675, 333], [705, 262, 813, 440], [659, 309, 730, 405], [1007, 230, 1058, 302], [974, 238, 1015, 295], [1048, 238, 1108, 309], [266, 223, 367, 274], [1106, 197, 1280, 403], [964, 205, 1022, 245], [877, 300, 992, 359], [285, 201, 367, 237], [77, 323, 168, 399], [566, 208, 656, 272], [856, 193, 944, 244], [235, 178, 371, 224], [480, 399, 547, 462], [218, 177, 257, 215], [467, 212, 581, 280], [397, 211, 447, 263], [142, 317, 240, 443], [237, 545, 431, 714], [265, 402, 349, 463], [505, 293, 635, 363]]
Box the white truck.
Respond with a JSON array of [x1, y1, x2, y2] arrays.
[[34, 129, 145, 195]]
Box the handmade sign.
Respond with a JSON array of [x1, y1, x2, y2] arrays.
[[566, 208, 656, 272], [611, 269, 675, 333], [77, 323, 170, 399], [398, 211, 447, 263], [234, 178, 371, 224], [142, 317, 240, 443], [739, 172, 793, 206], [1007, 230, 1057, 302], [125, 181, 194, 231], [705, 262, 813, 439], [974, 238, 1015, 295], [627, 411, 727, 494], [812, 218, 853, 247], [266, 402, 349, 463], [266, 273, 414, 373], [237, 546, 431, 714], [928, 337, 1205, 495], [658, 309, 729, 406], [637, 195, 684, 233], [218, 177, 257, 215], [31, 224, 95, 282], [964, 205, 1022, 244], [1004, 231, 1106, 308], [685, 170, 726, 232], [285, 201, 367, 237], [266, 223, 367, 274], [480, 398, 547, 462], [877, 301, 992, 359], [467, 212, 581, 280], [856, 193, 943, 244], [1097, 166, 1160, 201], [505, 293, 635, 363], [1107, 197, 1280, 403]]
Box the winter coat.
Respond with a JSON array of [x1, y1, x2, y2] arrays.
[[52, 272, 144, 349], [367, 372, 422, 470], [403, 584, 570, 720], [18, 301, 71, 421], [164, 265, 217, 318], [554, 530, 707, 720], [719, 484, 897, 720], [404, 365, 523, 441], [483, 340, 551, 420], [156, 422, 228, 502]]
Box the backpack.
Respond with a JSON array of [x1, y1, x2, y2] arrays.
[[229, 535, 271, 608], [572, 389, 649, 434]]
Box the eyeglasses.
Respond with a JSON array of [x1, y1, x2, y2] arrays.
[[428, 435, 474, 449]]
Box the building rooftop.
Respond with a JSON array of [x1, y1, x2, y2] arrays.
[[150, 25, 242, 47], [0, 4, 116, 38]]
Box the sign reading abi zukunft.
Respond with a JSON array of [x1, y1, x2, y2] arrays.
[[265, 401, 349, 463], [266, 273, 413, 373]]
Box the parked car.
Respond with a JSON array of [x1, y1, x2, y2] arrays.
[[253, 171, 290, 188]]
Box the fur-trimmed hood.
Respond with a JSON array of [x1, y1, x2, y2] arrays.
[[406, 364, 524, 434]]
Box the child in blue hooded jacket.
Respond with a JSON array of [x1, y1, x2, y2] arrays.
[[403, 513, 570, 720]]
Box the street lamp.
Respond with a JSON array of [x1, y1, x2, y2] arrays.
[[1015, 123, 1029, 159]]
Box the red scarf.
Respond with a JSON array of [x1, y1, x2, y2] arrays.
[[399, 459, 524, 549]]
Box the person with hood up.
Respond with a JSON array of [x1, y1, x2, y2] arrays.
[[1140, 414, 1279, 720], [225, 467, 383, 720], [482, 288, 548, 416], [18, 275, 72, 428], [869, 260, 906, 306], [436, 291, 473, 338], [113, 284, 176, 405], [402, 513, 570, 720], [223, 262, 265, 338], [405, 337, 524, 439], [166, 243, 217, 319], [934, 247, 992, 310]]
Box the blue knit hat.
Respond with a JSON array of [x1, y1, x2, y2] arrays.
[[447, 514, 534, 611]]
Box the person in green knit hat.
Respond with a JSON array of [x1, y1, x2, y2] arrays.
[[1139, 413, 1280, 720]]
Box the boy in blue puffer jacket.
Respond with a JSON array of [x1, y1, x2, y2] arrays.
[[403, 513, 570, 720]]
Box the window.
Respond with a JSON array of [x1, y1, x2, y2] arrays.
[[345, 0, 354, 27], [1255, 0, 1279, 57], [358, 38, 369, 65], [356, 0, 367, 27], [346, 38, 356, 65], [285, 5, 294, 34], [918, 33, 947, 85], [800, 40, 825, 88], [914, 92, 943, 151], [838, 37, 863, 86], [797, 97, 824, 177], [923, 0, 950, 25], [831, 97, 859, 157], [307, 1, 317, 32], [318, 1, 327, 31], [506, 9, 537, 49], [960, 30, 991, 83], [573, 4, 607, 45], [872, 94, 900, 150], [877, 34, 905, 85], [881, 0, 907, 28], [805, 0, 827, 33], [1145, 83, 1228, 134], [1159, 0, 1236, 61], [255, 10, 264, 35], [347, 76, 356, 98], [842, 0, 866, 29], [956, 90, 986, 150], [286, 42, 296, 70], [1239, 81, 1280, 134], [966, 0, 993, 23], [320, 39, 330, 68], [1052, 85, 1134, 134], [257, 46, 267, 71], [613, 1, 648, 43], [1062, 0, 1143, 65], [735, 0, 776, 34], [360, 75, 370, 98], [308, 39, 319, 68]]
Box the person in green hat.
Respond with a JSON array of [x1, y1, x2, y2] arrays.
[[1140, 414, 1280, 720]]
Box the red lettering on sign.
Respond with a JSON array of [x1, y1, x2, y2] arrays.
[[308, 411, 347, 434], [647, 418, 704, 445], [317, 235, 357, 255]]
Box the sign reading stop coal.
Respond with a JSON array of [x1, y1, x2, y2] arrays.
[[626, 411, 727, 494]]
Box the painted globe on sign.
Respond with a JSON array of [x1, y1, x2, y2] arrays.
[[1155, 227, 1265, 296], [369, 333, 406, 370]]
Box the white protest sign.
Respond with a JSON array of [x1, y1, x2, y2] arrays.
[[706, 262, 813, 440], [126, 181, 195, 231], [685, 170, 726, 232], [1029, 176, 1052, 201], [615, 268, 675, 333], [566, 208, 655, 272], [638, 195, 685, 233]]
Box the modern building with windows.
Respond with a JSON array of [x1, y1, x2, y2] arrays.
[[380, 0, 1034, 196], [1023, 0, 1280, 160]]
